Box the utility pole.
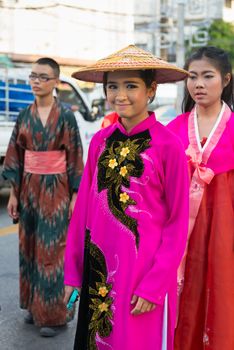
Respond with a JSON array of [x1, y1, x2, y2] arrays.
[[176, 0, 186, 114], [151, 0, 161, 57]]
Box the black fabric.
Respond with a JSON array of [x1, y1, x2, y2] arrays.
[[74, 233, 91, 349], [73, 230, 113, 350]]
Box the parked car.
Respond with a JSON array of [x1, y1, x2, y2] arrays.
[[0, 67, 104, 188]]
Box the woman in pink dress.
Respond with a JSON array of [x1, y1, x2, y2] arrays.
[[167, 46, 234, 350], [63, 45, 189, 350]]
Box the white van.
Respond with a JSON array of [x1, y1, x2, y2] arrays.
[[0, 67, 104, 187]]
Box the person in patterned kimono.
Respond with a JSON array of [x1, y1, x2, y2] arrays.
[[167, 47, 234, 350], [63, 45, 189, 350], [3, 57, 83, 337]]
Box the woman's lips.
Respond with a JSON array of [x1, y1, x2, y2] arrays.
[[195, 91, 206, 96]]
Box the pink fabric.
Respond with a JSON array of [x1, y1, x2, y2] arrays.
[[167, 104, 234, 288], [167, 107, 234, 175], [24, 150, 66, 174], [64, 113, 189, 350]]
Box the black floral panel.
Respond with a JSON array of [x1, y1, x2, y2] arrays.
[[75, 229, 114, 350], [98, 128, 151, 248]]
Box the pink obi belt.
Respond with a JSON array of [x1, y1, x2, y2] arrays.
[[24, 150, 66, 175]]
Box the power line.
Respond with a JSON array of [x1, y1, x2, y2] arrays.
[[0, 1, 155, 18]]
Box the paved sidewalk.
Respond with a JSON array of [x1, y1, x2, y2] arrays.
[[0, 233, 77, 350]]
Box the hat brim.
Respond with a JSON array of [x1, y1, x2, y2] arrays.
[[72, 66, 188, 84]]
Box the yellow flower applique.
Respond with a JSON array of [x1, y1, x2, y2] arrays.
[[108, 158, 118, 169], [119, 166, 128, 177], [119, 192, 129, 203], [98, 286, 108, 297], [120, 147, 130, 157], [98, 302, 109, 313]]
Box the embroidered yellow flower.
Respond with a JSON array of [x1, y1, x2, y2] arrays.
[[119, 166, 128, 177], [119, 192, 129, 203], [98, 286, 108, 297], [108, 158, 118, 169], [120, 147, 130, 157], [98, 302, 109, 313]]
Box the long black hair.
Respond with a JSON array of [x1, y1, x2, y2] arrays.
[[182, 46, 234, 112]]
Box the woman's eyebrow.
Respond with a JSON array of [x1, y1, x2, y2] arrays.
[[189, 70, 215, 74], [107, 80, 140, 84]]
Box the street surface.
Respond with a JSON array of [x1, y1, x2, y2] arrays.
[[0, 188, 77, 350]]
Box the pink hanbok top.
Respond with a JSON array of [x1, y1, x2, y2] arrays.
[[168, 103, 234, 285], [64, 113, 189, 350]]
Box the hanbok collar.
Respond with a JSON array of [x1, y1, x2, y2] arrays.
[[189, 102, 231, 163], [194, 102, 226, 153], [116, 112, 156, 136]]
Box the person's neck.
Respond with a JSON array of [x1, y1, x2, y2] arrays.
[[196, 100, 223, 120], [36, 95, 55, 108], [121, 112, 149, 133]]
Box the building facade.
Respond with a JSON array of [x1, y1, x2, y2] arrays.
[[0, 0, 134, 62], [134, 0, 234, 61]]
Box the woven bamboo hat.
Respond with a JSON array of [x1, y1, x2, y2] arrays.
[[72, 45, 188, 84]]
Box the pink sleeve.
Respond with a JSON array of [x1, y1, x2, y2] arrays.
[[134, 138, 189, 305], [64, 135, 98, 287]]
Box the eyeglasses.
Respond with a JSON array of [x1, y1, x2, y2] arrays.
[[29, 74, 57, 82]]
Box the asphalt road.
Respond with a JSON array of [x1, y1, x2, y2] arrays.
[[0, 188, 11, 228], [0, 189, 78, 350]]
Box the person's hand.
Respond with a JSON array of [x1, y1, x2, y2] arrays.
[[68, 193, 77, 220], [64, 285, 81, 305], [130, 295, 156, 315], [7, 192, 19, 220]]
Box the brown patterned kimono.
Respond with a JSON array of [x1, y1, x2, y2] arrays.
[[3, 100, 83, 327]]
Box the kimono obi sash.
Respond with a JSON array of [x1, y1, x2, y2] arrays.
[[24, 150, 66, 174]]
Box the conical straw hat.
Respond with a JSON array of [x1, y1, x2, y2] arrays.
[[72, 45, 188, 84]]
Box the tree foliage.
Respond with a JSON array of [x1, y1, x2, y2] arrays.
[[207, 19, 234, 67]]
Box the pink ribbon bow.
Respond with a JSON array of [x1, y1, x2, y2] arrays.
[[185, 144, 214, 184]]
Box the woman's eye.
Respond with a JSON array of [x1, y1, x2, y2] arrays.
[[126, 84, 137, 89], [107, 84, 117, 90], [204, 75, 213, 79], [188, 76, 196, 80]]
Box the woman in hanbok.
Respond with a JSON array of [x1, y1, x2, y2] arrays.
[[64, 45, 189, 350], [167, 46, 234, 350]]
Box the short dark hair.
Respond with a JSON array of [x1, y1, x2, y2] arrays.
[[35, 57, 60, 78], [103, 69, 157, 103], [182, 46, 234, 112]]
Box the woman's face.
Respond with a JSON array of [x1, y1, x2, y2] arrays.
[[106, 70, 156, 128], [187, 58, 228, 108]]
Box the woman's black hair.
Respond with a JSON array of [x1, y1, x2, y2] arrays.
[[182, 46, 234, 112], [103, 69, 156, 103]]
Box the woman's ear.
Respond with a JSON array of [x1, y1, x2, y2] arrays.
[[223, 73, 231, 87], [149, 81, 157, 98], [148, 82, 157, 104]]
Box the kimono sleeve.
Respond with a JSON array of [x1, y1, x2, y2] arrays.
[[64, 132, 99, 287], [134, 137, 189, 305], [64, 109, 84, 194], [2, 112, 24, 197]]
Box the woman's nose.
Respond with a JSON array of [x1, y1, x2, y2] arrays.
[[115, 88, 127, 100], [195, 78, 204, 88]]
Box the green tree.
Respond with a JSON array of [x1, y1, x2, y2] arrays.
[[207, 19, 234, 66]]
